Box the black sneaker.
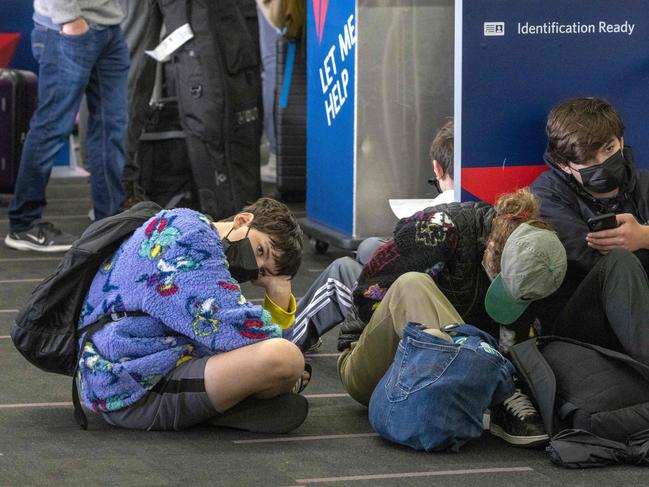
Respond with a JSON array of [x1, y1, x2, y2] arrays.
[[489, 389, 549, 447], [4, 222, 76, 252], [210, 393, 308, 434]]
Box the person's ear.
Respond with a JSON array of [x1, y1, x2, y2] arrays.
[[432, 159, 445, 180], [556, 161, 572, 175], [233, 212, 254, 228]]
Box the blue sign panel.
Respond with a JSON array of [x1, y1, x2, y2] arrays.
[[458, 1, 649, 202], [307, 1, 357, 235]]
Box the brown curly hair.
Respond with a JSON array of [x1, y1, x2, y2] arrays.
[[484, 188, 552, 275]]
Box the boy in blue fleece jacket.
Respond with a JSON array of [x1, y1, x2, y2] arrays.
[[78, 198, 308, 433]]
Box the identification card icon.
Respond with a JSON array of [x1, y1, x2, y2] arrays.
[[484, 22, 505, 36]]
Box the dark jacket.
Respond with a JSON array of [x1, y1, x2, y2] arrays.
[[530, 147, 649, 281], [353, 202, 497, 336]]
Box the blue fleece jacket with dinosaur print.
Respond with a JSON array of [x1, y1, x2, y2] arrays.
[[76, 209, 281, 413]]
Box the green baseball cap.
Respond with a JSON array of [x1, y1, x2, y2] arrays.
[[485, 223, 567, 325]]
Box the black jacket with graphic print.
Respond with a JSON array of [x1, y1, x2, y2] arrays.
[[353, 202, 496, 335]]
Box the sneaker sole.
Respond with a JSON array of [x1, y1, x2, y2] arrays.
[[489, 424, 549, 447], [304, 337, 323, 354], [4, 235, 71, 253], [210, 393, 308, 434]]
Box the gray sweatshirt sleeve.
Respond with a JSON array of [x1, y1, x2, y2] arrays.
[[44, 1, 83, 25]]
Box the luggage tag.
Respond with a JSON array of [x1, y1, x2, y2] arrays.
[[145, 24, 194, 63]]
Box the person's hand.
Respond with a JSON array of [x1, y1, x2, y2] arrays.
[[586, 213, 649, 254], [337, 317, 365, 352], [253, 273, 292, 311], [337, 311, 366, 352], [61, 17, 90, 36]]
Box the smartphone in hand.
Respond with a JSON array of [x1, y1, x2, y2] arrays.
[[587, 213, 618, 232]]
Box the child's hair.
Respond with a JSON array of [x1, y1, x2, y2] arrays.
[[226, 197, 304, 278], [546, 97, 625, 164], [429, 119, 454, 179], [486, 188, 552, 274]]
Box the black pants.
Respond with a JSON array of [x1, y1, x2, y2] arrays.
[[549, 249, 649, 365]]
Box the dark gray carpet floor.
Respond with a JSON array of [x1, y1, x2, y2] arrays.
[[0, 178, 644, 486]]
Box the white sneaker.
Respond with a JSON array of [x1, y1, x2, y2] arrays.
[[4, 222, 76, 252], [260, 152, 277, 183]]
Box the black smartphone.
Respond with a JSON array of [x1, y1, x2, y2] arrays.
[[587, 213, 618, 232]]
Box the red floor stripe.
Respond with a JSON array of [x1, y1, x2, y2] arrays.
[[234, 432, 379, 444], [0, 402, 72, 409], [295, 466, 534, 483]]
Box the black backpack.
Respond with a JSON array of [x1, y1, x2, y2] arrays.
[[10, 201, 161, 427], [510, 337, 649, 467]]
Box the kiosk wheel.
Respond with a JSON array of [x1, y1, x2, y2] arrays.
[[314, 240, 329, 254]]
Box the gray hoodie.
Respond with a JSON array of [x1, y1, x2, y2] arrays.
[[34, 0, 125, 26]]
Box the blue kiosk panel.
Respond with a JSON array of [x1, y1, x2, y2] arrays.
[[307, 1, 356, 236]]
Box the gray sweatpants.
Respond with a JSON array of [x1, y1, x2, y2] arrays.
[[287, 237, 387, 349]]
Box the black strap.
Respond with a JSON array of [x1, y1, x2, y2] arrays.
[[509, 337, 558, 436], [72, 311, 149, 429], [72, 379, 87, 429]]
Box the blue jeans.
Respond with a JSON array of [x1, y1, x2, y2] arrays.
[[9, 24, 129, 232], [368, 323, 516, 452]]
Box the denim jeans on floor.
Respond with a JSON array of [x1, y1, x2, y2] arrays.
[[368, 323, 516, 452], [8, 23, 128, 232]]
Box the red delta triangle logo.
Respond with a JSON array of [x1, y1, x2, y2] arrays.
[[313, 0, 329, 44]]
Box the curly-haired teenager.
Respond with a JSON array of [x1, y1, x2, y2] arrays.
[[338, 188, 567, 447], [77, 198, 310, 433]]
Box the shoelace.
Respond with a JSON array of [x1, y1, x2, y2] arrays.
[[503, 390, 538, 419]]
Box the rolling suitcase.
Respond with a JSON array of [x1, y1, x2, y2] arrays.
[[0, 69, 37, 194], [136, 56, 196, 210], [137, 99, 197, 210], [274, 37, 306, 201]]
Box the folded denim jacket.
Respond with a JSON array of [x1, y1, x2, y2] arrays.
[[368, 322, 516, 452]]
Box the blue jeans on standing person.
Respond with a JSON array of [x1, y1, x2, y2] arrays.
[[368, 323, 516, 452], [8, 23, 129, 233]]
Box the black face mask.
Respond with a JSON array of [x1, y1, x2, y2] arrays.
[[427, 177, 442, 194], [222, 226, 259, 283], [573, 149, 627, 194]]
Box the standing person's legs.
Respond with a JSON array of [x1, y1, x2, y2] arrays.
[[257, 7, 280, 156], [337, 272, 463, 406], [85, 25, 129, 220], [553, 249, 649, 365], [7, 26, 95, 233], [288, 256, 363, 349]]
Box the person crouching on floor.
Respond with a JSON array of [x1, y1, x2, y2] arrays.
[[338, 188, 567, 447], [77, 198, 310, 432]]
